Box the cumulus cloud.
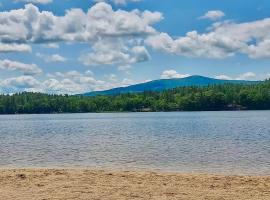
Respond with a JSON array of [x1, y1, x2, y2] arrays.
[[145, 31, 242, 59], [95, 0, 141, 5], [215, 75, 232, 80], [36, 53, 67, 62], [0, 3, 161, 43], [215, 72, 257, 81], [0, 69, 144, 94], [17, 0, 142, 6], [0, 75, 42, 93], [199, 10, 225, 21], [235, 72, 257, 80], [118, 65, 132, 71], [247, 40, 270, 59], [0, 43, 32, 53], [0, 59, 42, 75], [42, 77, 117, 94], [42, 43, 59, 49], [79, 38, 150, 66], [0, 72, 88, 94], [0, 3, 161, 66], [13, 0, 53, 4], [0, 70, 137, 94], [146, 18, 270, 59], [42, 78, 92, 94], [161, 70, 190, 79]]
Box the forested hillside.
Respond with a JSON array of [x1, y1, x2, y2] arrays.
[[0, 80, 269, 114]]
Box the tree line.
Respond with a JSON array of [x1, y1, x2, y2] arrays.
[[0, 80, 270, 114]]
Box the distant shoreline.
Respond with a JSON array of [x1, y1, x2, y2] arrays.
[[0, 109, 269, 116], [0, 169, 269, 200]]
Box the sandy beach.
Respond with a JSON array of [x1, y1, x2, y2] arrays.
[[0, 169, 269, 200]]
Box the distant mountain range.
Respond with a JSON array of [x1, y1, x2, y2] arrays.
[[82, 75, 260, 96]]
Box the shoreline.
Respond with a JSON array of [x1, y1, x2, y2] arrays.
[[1, 109, 270, 116], [1, 166, 269, 176], [1, 168, 269, 200]]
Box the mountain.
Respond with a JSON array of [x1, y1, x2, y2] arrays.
[[82, 75, 260, 96]]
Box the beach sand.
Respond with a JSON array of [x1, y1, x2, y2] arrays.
[[0, 169, 269, 200]]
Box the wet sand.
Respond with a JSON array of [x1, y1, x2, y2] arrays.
[[0, 169, 269, 200]]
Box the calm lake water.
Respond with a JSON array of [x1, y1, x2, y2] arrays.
[[0, 111, 269, 175]]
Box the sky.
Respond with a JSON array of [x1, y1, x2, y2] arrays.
[[0, 0, 270, 94]]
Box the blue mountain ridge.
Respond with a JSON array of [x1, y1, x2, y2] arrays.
[[82, 75, 260, 96]]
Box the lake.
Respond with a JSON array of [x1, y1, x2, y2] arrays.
[[0, 111, 269, 175]]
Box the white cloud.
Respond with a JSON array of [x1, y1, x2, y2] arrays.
[[51, 70, 89, 79], [247, 40, 270, 59], [0, 3, 161, 43], [146, 31, 242, 59], [79, 38, 150, 66], [131, 46, 150, 62], [146, 17, 270, 59], [43, 70, 138, 94], [36, 53, 67, 62], [42, 43, 59, 49], [43, 70, 109, 93], [0, 59, 42, 75], [95, 0, 141, 5], [215, 75, 232, 80], [0, 43, 32, 53], [215, 72, 257, 81], [199, 10, 225, 21], [161, 70, 190, 79], [118, 65, 131, 71], [0, 76, 41, 93], [13, 0, 52, 4], [0, 69, 143, 94], [236, 72, 256, 80], [0, 3, 161, 66], [42, 78, 88, 94], [145, 32, 173, 53]]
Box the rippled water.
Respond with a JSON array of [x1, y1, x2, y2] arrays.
[[0, 111, 269, 175]]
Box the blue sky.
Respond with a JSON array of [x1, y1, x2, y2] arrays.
[[0, 0, 270, 94]]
